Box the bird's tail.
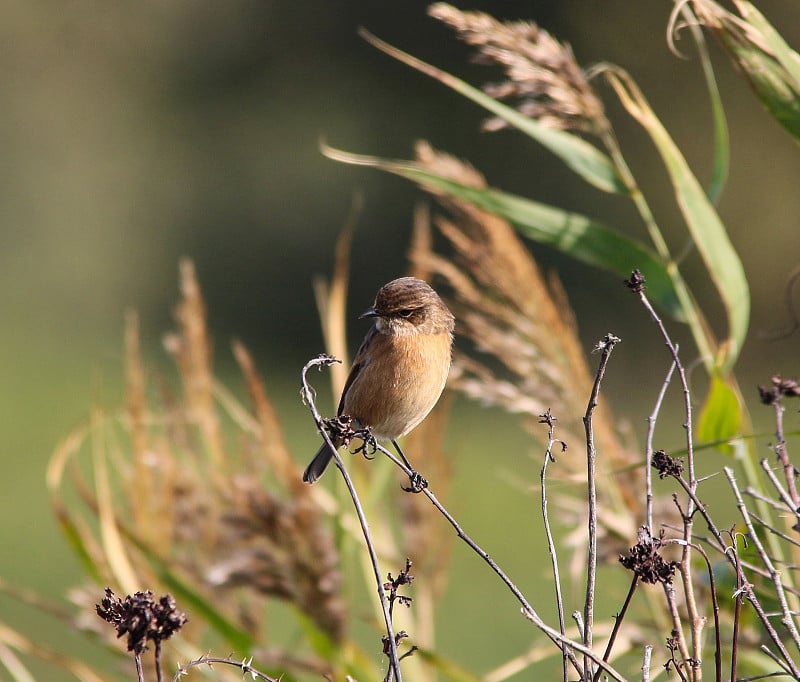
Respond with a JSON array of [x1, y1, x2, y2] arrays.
[[302, 441, 336, 483]]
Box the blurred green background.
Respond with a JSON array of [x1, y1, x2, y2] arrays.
[[2, 0, 799, 679]]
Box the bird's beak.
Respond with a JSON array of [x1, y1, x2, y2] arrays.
[[359, 307, 379, 319]]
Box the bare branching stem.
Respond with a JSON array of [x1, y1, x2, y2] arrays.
[[300, 356, 403, 682], [671, 471, 800, 674], [631, 280, 702, 678], [376, 436, 628, 682], [725, 467, 800, 664], [582, 333, 620, 679], [301, 355, 634, 682]]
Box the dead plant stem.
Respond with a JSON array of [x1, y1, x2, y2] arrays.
[[300, 356, 403, 682], [582, 333, 620, 680]]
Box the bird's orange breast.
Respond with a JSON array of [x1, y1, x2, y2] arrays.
[[341, 330, 452, 440]]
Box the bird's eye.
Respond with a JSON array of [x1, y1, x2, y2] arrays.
[[398, 308, 415, 318]]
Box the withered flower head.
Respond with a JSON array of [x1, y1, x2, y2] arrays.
[[428, 2, 607, 134], [96, 588, 187, 654], [759, 375, 800, 405], [652, 449, 684, 479], [619, 527, 678, 585]]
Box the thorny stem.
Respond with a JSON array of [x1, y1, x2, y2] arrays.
[[725, 467, 800, 660], [172, 655, 279, 682], [582, 333, 620, 680], [539, 410, 570, 682], [300, 356, 404, 682]]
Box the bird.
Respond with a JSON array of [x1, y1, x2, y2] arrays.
[[303, 276, 455, 484]]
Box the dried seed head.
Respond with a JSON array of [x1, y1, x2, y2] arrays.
[[759, 375, 800, 405], [652, 449, 685, 479], [619, 527, 678, 585], [429, 3, 608, 134], [96, 588, 187, 654]]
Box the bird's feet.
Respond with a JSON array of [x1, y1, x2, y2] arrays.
[[402, 471, 428, 493]]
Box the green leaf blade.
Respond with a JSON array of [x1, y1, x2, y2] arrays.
[[607, 73, 750, 372], [359, 29, 628, 195], [697, 375, 742, 456], [322, 143, 683, 320]]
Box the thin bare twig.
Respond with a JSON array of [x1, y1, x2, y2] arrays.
[[300, 356, 404, 682], [725, 467, 800, 662], [583, 333, 621, 680], [758, 459, 800, 521], [750, 511, 800, 549], [155, 643, 163, 682], [770, 399, 800, 508], [539, 409, 570, 682], [592, 575, 638, 682], [744, 486, 797, 514], [662, 581, 691, 679], [727, 531, 746, 682], [645, 356, 678, 533], [642, 645, 653, 682], [678, 541, 722, 682], [759, 645, 795, 679], [135, 654, 144, 682]]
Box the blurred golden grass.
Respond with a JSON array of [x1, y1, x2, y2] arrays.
[[46, 260, 347, 678], [31, 199, 645, 679]]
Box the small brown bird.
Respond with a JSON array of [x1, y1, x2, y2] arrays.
[[303, 277, 455, 484]]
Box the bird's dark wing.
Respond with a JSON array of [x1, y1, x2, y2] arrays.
[[337, 324, 378, 416]]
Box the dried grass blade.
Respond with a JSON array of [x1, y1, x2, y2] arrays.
[[90, 410, 139, 595], [231, 341, 301, 488], [124, 310, 153, 532], [46, 423, 105, 584], [0, 622, 106, 682], [171, 259, 227, 469], [313, 206, 357, 399]]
